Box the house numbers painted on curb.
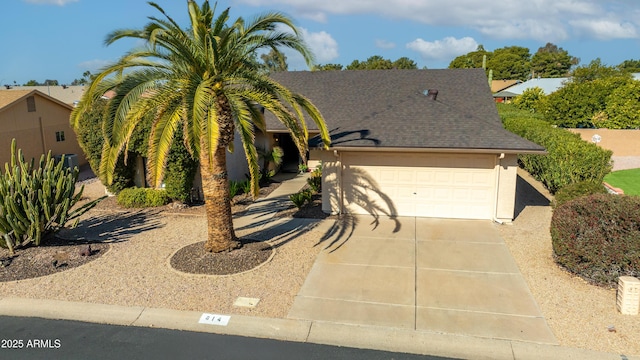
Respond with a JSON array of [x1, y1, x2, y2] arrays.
[[198, 313, 230, 326]]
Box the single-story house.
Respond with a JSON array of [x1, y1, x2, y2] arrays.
[[266, 69, 545, 222], [493, 77, 569, 103], [0, 90, 87, 167]]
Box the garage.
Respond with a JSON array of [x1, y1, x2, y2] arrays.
[[341, 152, 497, 219], [269, 69, 546, 222]]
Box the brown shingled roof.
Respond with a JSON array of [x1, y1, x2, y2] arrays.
[[267, 69, 544, 153]]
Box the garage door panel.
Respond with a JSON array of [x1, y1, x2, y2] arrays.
[[342, 153, 496, 219], [378, 169, 399, 182]]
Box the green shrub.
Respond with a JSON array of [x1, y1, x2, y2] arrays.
[[0, 140, 102, 255], [259, 169, 275, 185], [551, 194, 640, 287], [229, 180, 241, 198], [307, 169, 322, 193], [289, 189, 312, 209], [240, 179, 252, 194], [117, 187, 170, 208], [500, 104, 612, 193], [541, 76, 632, 128], [553, 181, 608, 208], [513, 87, 546, 113], [105, 155, 136, 194], [73, 100, 197, 198], [162, 128, 198, 203]]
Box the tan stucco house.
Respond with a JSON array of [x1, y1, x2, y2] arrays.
[[0, 90, 86, 167], [266, 69, 545, 223]]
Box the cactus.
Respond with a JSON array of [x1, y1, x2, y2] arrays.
[[0, 139, 103, 255]]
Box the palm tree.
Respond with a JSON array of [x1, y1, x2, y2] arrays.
[[71, 0, 330, 253]]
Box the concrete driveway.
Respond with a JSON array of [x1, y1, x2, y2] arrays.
[[288, 216, 557, 345]]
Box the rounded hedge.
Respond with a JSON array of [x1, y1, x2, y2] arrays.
[[500, 106, 612, 194], [552, 181, 608, 208], [117, 187, 170, 208], [551, 194, 640, 287]]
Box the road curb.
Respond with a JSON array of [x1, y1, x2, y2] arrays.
[[0, 297, 637, 360]]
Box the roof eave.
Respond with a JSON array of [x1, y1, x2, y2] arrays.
[[313, 146, 547, 155]]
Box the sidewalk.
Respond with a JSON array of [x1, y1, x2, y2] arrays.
[[0, 172, 638, 359]]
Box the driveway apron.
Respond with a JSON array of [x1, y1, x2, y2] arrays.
[[288, 216, 558, 344]]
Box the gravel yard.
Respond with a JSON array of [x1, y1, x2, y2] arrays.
[[1, 172, 639, 355], [499, 170, 640, 355]]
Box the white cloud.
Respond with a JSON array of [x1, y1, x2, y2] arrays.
[[300, 28, 339, 63], [236, 0, 640, 41], [570, 19, 638, 40], [276, 26, 339, 69], [375, 39, 396, 50], [24, 0, 78, 5], [406, 37, 478, 60]]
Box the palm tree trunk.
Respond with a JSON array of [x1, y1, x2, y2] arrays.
[[201, 139, 241, 253]]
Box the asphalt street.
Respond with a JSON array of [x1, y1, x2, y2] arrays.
[[0, 316, 457, 360]]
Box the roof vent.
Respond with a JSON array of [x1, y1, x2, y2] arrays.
[[423, 89, 438, 100]]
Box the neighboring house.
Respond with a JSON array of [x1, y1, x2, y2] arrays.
[[491, 79, 520, 94], [266, 69, 545, 222], [3, 85, 86, 107], [0, 90, 87, 167], [493, 77, 569, 103]]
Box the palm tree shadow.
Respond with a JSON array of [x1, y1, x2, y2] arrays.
[[318, 166, 400, 252], [235, 166, 399, 252], [57, 210, 165, 243]]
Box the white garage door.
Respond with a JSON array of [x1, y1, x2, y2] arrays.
[[341, 152, 497, 219]]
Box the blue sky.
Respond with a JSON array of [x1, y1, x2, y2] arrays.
[[2, 0, 640, 85]]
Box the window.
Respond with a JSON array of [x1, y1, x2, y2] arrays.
[[26, 96, 36, 112], [55, 131, 65, 142]]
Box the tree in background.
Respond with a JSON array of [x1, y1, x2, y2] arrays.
[[317, 56, 417, 71], [571, 58, 628, 83], [347, 55, 394, 70], [260, 48, 288, 74], [392, 57, 418, 69], [70, 71, 94, 86], [487, 46, 531, 80], [314, 63, 343, 71], [450, 43, 578, 80], [22, 79, 60, 86], [71, 1, 330, 253], [449, 45, 489, 70], [617, 59, 640, 73], [531, 43, 579, 78]]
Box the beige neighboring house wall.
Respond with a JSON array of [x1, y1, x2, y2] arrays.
[[312, 149, 519, 223], [0, 90, 86, 167], [569, 129, 640, 156]]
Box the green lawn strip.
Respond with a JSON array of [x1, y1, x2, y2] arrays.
[[604, 168, 640, 196]]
